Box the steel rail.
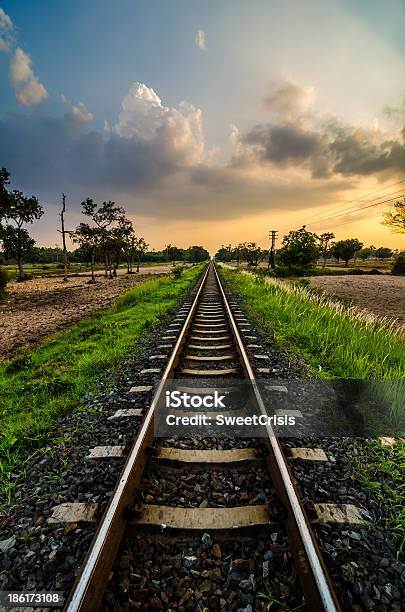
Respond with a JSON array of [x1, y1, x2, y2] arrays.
[[213, 263, 340, 612], [65, 264, 211, 612]]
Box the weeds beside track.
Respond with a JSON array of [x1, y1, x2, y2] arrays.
[[0, 265, 204, 495], [219, 266, 405, 380]]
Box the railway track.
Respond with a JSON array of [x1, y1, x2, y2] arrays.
[[63, 262, 341, 611]]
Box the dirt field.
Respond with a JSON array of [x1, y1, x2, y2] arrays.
[[309, 275, 405, 328], [0, 270, 167, 362]]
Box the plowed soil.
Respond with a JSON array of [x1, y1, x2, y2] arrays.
[[309, 275, 405, 328], [0, 272, 164, 362]]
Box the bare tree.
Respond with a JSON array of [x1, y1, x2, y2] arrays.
[[57, 193, 71, 282]]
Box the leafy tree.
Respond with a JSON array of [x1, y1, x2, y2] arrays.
[[233, 244, 243, 265], [358, 247, 374, 262], [80, 198, 125, 278], [382, 199, 405, 234], [318, 232, 335, 267], [167, 245, 185, 263], [278, 226, 321, 267], [374, 246, 392, 260], [331, 238, 363, 266], [215, 244, 233, 262], [238, 242, 264, 266], [106, 216, 135, 276], [0, 167, 10, 210], [72, 223, 101, 282], [186, 245, 210, 263], [115, 218, 136, 273], [0, 264, 8, 298], [1, 226, 36, 279], [0, 175, 43, 280], [164, 244, 172, 265], [392, 253, 405, 275], [133, 237, 149, 272]]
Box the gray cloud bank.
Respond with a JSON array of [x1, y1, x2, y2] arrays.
[[0, 81, 404, 220], [233, 82, 405, 180]]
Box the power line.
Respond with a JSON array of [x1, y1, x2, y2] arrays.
[[278, 179, 405, 232], [294, 189, 404, 228], [287, 179, 405, 227], [304, 194, 404, 227]]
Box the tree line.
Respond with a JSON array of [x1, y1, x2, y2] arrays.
[[216, 222, 404, 273], [0, 168, 209, 282]]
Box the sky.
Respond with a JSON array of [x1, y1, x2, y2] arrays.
[[0, 0, 404, 253]]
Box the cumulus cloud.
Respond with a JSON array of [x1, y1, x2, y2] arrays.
[[0, 79, 404, 226], [195, 30, 206, 50], [60, 94, 93, 123], [0, 7, 13, 51], [10, 47, 32, 82], [0, 82, 206, 198], [232, 81, 405, 180], [16, 78, 48, 106], [112, 82, 205, 165], [10, 47, 48, 106]]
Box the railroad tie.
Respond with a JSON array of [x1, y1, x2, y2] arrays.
[[179, 367, 239, 376], [48, 503, 99, 524], [133, 505, 272, 531], [86, 446, 126, 459], [154, 447, 258, 463], [288, 448, 328, 461], [185, 354, 235, 361], [108, 408, 144, 420]]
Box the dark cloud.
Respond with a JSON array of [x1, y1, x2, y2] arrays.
[[330, 125, 405, 176], [242, 124, 325, 171], [233, 84, 405, 179]]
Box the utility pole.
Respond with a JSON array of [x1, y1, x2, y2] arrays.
[[58, 193, 69, 282], [268, 229, 278, 270]]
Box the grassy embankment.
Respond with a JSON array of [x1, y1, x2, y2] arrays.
[[0, 265, 204, 497], [219, 265, 405, 554]]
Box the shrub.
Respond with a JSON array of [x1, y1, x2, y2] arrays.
[[172, 264, 185, 279], [0, 266, 8, 298], [274, 264, 316, 277], [346, 268, 380, 275], [392, 254, 405, 276]]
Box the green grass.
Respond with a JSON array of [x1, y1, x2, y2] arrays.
[[219, 265, 405, 553], [0, 265, 204, 494], [351, 439, 405, 556], [219, 266, 404, 380]]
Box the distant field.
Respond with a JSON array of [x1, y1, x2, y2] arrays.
[[228, 258, 394, 273], [320, 258, 393, 271], [2, 260, 181, 279]]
